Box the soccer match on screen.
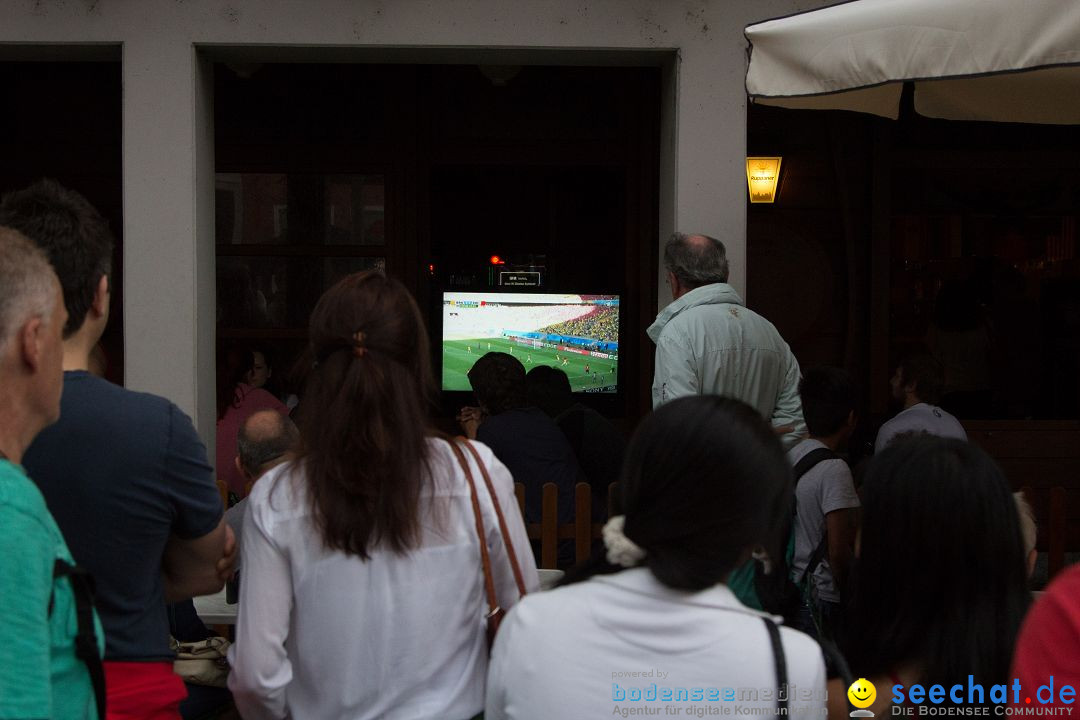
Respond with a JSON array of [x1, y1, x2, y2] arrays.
[[442, 292, 620, 393]]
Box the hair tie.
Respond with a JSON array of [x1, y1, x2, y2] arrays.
[[352, 330, 367, 358], [603, 515, 646, 568]]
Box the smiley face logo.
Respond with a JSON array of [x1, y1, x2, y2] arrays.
[[847, 678, 877, 709]]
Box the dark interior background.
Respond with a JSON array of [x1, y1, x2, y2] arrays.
[[0, 61, 124, 384], [747, 94, 1080, 432], [215, 63, 661, 424]]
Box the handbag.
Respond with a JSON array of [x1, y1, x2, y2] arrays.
[[170, 635, 231, 688], [448, 439, 529, 649]]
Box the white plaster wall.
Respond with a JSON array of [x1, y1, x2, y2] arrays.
[[0, 0, 833, 436]]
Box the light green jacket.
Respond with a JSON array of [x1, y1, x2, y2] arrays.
[[647, 283, 806, 448]]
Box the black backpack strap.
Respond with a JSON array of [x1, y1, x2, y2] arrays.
[[763, 618, 787, 714], [53, 559, 106, 720], [792, 447, 839, 484], [799, 536, 830, 585]]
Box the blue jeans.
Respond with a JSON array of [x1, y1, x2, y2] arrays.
[[794, 598, 843, 642]]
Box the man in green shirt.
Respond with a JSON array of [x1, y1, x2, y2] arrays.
[[0, 227, 103, 719]]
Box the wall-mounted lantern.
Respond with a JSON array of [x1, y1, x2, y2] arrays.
[[746, 156, 782, 203]]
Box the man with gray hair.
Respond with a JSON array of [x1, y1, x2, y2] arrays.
[[0, 228, 103, 718], [647, 232, 805, 447], [224, 409, 299, 557], [234, 408, 298, 486]]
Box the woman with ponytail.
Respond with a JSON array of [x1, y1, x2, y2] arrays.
[[229, 271, 538, 720], [485, 396, 826, 720]]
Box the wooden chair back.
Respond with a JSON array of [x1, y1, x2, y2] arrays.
[[513, 481, 619, 569]]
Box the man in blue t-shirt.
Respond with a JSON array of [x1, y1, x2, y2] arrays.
[[0, 228, 103, 719], [1, 181, 235, 719]]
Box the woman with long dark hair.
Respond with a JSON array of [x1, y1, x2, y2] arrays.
[[485, 396, 826, 720], [830, 435, 1031, 717], [229, 271, 538, 720]]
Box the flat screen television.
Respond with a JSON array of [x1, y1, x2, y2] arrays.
[[441, 291, 620, 393]]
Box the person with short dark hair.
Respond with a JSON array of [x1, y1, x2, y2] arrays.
[[525, 364, 625, 518], [830, 435, 1030, 717], [874, 350, 966, 453], [649, 232, 805, 448], [460, 353, 584, 559], [465, 351, 528, 417], [2, 180, 234, 719], [229, 272, 537, 719], [787, 367, 860, 641], [0, 228, 103, 719], [485, 397, 826, 720]]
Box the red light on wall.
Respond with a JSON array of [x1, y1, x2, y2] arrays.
[[490, 255, 505, 265]]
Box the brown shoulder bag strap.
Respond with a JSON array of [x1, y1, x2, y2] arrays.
[[447, 439, 500, 623], [460, 439, 528, 598]]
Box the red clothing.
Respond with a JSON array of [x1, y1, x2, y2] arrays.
[[216, 384, 288, 496], [105, 661, 186, 720], [1010, 565, 1080, 709]]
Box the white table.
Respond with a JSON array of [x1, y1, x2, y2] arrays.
[[193, 588, 237, 625], [194, 568, 566, 626]]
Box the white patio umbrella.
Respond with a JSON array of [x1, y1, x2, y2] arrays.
[[745, 0, 1080, 124]]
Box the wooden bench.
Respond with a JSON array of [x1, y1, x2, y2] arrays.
[[513, 482, 618, 569]]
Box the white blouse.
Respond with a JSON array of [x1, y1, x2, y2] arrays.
[[486, 568, 827, 720], [228, 438, 539, 720]]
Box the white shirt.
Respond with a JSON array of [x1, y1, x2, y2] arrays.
[[486, 568, 827, 720], [874, 402, 967, 453], [228, 438, 539, 720], [788, 439, 860, 603]]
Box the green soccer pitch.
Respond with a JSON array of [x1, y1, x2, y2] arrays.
[[442, 337, 617, 393]]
